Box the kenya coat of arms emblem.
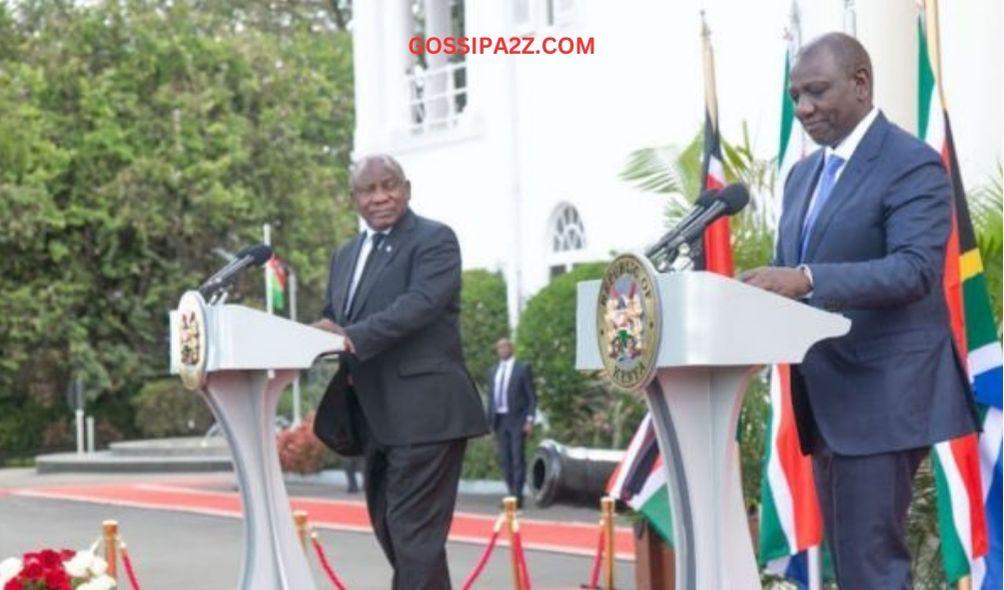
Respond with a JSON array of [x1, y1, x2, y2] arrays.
[[596, 254, 662, 390], [175, 291, 208, 390]]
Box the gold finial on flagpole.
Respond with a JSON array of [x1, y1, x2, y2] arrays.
[[700, 10, 719, 128], [923, 0, 948, 111]]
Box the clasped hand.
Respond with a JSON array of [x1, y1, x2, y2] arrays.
[[311, 318, 356, 354]]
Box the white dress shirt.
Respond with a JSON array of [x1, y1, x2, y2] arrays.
[[493, 358, 515, 414], [803, 107, 880, 218]]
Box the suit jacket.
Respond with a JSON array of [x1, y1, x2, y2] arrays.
[[775, 112, 979, 456], [321, 209, 489, 446], [485, 360, 537, 430]]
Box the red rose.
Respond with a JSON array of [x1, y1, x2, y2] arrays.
[[39, 549, 62, 569], [44, 568, 70, 589], [20, 560, 42, 579], [3, 578, 22, 590], [59, 549, 75, 561]]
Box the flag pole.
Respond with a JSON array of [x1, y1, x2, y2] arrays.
[[263, 223, 275, 381], [289, 270, 302, 426], [699, 11, 718, 129], [923, 0, 948, 110], [843, 0, 857, 37], [263, 223, 273, 316]]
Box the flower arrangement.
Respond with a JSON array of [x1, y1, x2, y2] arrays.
[[0, 549, 116, 590], [276, 411, 329, 475]]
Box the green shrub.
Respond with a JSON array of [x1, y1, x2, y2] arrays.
[[460, 269, 510, 389], [132, 379, 214, 438], [515, 263, 647, 448], [461, 434, 503, 480], [0, 399, 68, 460]]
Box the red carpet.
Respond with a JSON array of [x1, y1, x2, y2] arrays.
[[10, 480, 634, 560]]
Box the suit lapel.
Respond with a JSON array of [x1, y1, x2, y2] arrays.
[[803, 114, 888, 262], [348, 210, 418, 321], [334, 234, 365, 324], [786, 151, 824, 265]]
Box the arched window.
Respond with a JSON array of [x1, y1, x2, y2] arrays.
[[548, 204, 586, 279]]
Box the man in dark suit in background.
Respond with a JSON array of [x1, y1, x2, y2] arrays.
[[741, 33, 978, 588], [313, 154, 488, 589], [486, 338, 537, 508]]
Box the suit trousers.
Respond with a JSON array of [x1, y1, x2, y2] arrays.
[[363, 423, 467, 590], [812, 433, 928, 590], [493, 416, 527, 500]]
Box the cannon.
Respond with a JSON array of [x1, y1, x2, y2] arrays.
[[529, 439, 625, 508]]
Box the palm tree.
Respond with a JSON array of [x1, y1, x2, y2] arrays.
[[972, 165, 1003, 329], [620, 121, 778, 274]]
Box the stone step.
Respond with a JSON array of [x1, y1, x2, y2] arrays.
[[108, 436, 229, 457], [34, 451, 233, 474]]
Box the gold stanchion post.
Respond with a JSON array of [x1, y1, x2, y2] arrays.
[[294, 510, 310, 551], [957, 576, 972, 590], [102, 520, 118, 581], [601, 497, 615, 590], [503, 497, 525, 590]]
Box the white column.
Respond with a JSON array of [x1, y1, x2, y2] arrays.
[[351, 0, 387, 154], [383, 0, 415, 141], [423, 0, 452, 127], [854, 0, 917, 133]]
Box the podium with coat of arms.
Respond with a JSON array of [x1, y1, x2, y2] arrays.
[[170, 291, 344, 590], [577, 254, 850, 590]]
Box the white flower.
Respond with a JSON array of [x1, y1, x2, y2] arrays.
[[90, 574, 117, 589], [0, 557, 22, 585], [89, 555, 109, 577], [64, 550, 95, 578]]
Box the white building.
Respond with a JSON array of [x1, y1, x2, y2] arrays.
[[350, 0, 1002, 328]]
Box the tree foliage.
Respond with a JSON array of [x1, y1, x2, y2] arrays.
[[459, 269, 510, 389], [515, 263, 647, 448], [0, 0, 357, 450]]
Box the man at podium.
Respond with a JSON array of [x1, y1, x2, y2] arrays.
[[313, 154, 489, 589], [741, 34, 979, 588]]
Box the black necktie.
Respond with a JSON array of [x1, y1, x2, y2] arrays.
[[346, 233, 385, 318]]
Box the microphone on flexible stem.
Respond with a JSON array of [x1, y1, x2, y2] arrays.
[[198, 244, 274, 301], [651, 183, 750, 271], [646, 189, 720, 264]]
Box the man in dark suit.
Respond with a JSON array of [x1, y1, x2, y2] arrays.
[[313, 154, 489, 589], [741, 33, 978, 588], [486, 337, 537, 508]]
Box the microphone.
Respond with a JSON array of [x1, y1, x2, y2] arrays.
[[653, 183, 750, 269], [645, 189, 720, 260], [198, 244, 274, 299]]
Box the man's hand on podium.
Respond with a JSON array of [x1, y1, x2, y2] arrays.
[[738, 266, 812, 300], [311, 318, 356, 354]]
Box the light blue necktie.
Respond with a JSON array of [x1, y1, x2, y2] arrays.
[[799, 154, 845, 262]]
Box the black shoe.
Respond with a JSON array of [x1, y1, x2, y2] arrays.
[[516, 496, 524, 509]]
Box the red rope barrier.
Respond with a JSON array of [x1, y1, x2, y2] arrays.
[[119, 542, 142, 590], [512, 529, 532, 590], [311, 534, 348, 590], [460, 527, 501, 590], [585, 525, 604, 589]]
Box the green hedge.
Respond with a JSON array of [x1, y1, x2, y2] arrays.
[[515, 263, 646, 448], [132, 379, 213, 438], [460, 269, 510, 389]]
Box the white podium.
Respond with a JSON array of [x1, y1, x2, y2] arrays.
[[577, 269, 849, 590], [170, 292, 344, 590]]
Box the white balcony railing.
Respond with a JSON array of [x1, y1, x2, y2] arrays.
[[405, 61, 468, 135]]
